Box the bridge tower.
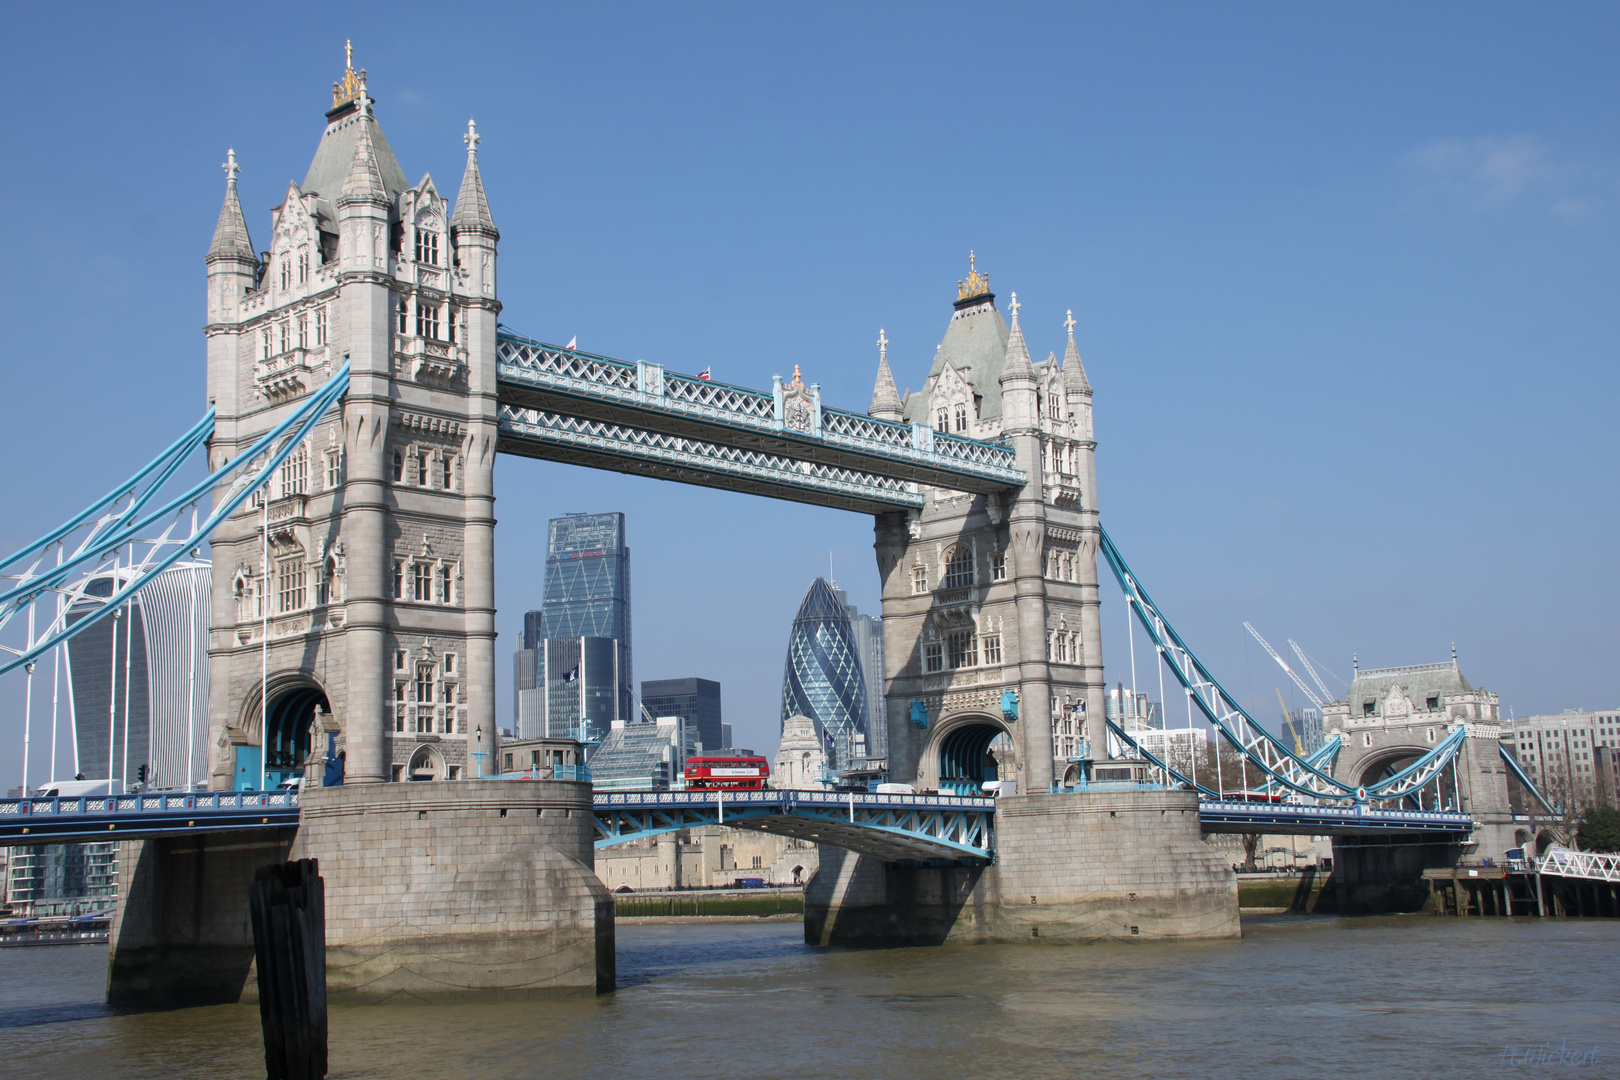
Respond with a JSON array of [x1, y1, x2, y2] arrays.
[[872, 261, 1102, 797], [203, 51, 500, 788]]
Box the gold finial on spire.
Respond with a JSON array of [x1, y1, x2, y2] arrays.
[[957, 249, 990, 301], [332, 39, 367, 108]]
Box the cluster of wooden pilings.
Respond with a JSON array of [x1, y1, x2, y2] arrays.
[[1424, 865, 1619, 917]]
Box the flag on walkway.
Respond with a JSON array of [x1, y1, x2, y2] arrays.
[[565, 335, 577, 350], [698, 366, 711, 380], [563, 664, 580, 683]]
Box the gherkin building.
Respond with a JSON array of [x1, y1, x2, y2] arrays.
[[780, 577, 868, 768]]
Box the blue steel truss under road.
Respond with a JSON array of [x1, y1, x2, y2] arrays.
[[495, 333, 1026, 514], [0, 788, 1475, 853], [592, 789, 997, 863]]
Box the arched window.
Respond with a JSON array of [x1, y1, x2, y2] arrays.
[[392, 451, 403, 482], [936, 409, 948, 430], [954, 403, 967, 431], [396, 294, 409, 334], [943, 546, 973, 589]]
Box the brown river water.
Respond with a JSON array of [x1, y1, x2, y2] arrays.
[[1, 915, 1616, 1079]]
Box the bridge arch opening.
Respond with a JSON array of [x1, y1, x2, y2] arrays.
[[1355, 747, 1455, 810], [936, 717, 1011, 796], [264, 684, 330, 789]]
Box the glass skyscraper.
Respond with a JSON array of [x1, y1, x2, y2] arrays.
[[780, 577, 869, 768], [642, 677, 723, 755], [514, 513, 633, 742]]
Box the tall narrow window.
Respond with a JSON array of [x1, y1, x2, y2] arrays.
[[279, 445, 308, 498], [911, 565, 928, 594], [438, 565, 452, 604], [280, 258, 290, 291], [924, 642, 943, 673], [261, 328, 271, 360], [417, 303, 440, 340], [954, 403, 967, 431], [442, 457, 455, 490], [417, 453, 429, 486], [324, 450, 342, 489], [392, 451, 404, 482], [936, 409, 948, 430], [413, 562, 432, 602], [991, 551, 1007, 581], [297, 249, 309, 284], [396, 295, 409, 334], [393, 561, 404, 600], [415, 664, 436, 731], [946, 630, 977, 669], [943, 546, 973, 589], [277, 558, 306, 613], [394, 682, 406, 732], [297, 315, 308, 350], [314, 305, 327, 345], [278, 321, 289, 354]]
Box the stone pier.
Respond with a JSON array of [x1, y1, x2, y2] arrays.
[[804, 790, 1238, 947], [107, 780, 613, 1006]]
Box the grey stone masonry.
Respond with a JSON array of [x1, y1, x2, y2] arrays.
[[805, 790, 1238, 946], [106, 780, 611, 1004]]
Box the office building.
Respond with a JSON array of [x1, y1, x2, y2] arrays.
[[1501, 708, 1620, 808], [6, 842, 117, 918], [641, 677, 722, 756], [514, 513, 633, 742], [780, 577, 869, 769], [64, 561, 211, 792], [844, 595, 887, 762], [588, 717, 698, 791]]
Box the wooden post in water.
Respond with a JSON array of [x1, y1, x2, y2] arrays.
[[248, 858, 328, 1080]]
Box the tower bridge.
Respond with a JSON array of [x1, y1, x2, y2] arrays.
[[0, 51, 1550, 1004]]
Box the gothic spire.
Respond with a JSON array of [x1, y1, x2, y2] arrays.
[[999, 291, 1034, 382], [339, 91, 388, 203], [452, 118, 497, 233], [207, 149, 256, 262], [869, 328, 903, 421], [1062, 309, 1091, 395]]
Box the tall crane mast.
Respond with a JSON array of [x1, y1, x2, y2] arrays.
[[1243, 622, 1326, 711], [1275, 685, 1304, 756], [1289, 639, 1335, 702]]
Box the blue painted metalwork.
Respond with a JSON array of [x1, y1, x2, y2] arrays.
[[0, 790, 300, 846], [494, 333, 1025, 509], [909, 700, 929, 729], [1198, 800, 1473, 837], [1099, 526, 1466, 805], [0, 364, 350, 677], [1000, 688, 1019, 722], [1497, 744, 1558, 815], [591, 789, 995, 862]]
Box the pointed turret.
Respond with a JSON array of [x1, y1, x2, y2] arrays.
[[207, 149, 256, 262], [452, 119, 497, 235], [999, 291, 1035, 381], [869, 329, 903, 421], [1062, 310, 1091, 395], [338, 90, 389, 205]]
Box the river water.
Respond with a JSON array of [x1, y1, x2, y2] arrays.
[[2, 915, 1616, 1079]]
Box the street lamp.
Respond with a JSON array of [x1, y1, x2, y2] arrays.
[[472, 725, 488, 779]]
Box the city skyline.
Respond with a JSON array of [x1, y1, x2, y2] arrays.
[[0, 6, 1616, 765]]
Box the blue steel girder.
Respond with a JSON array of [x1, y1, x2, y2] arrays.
[[495, 334, 1025, 499], [0, 790, 301, 846], [1197, 800, 1473, 837], [498, 406, 922, 514], [591, 790, 995, 863], [1099, 526, 1468, 806]]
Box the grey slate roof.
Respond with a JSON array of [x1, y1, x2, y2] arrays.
[[1342, 662, 1474, 711], [302, 104, 408, 208], [869, 354, 902, 417], [903, 297, 1010, 425]]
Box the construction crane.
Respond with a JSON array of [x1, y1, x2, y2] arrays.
[[1275, 686, 1304, 756], [1243, 622, 1326, 711], [1289, 639, 1335, 702]]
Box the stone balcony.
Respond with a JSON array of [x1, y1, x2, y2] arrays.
[[396, 335, 467, 386], [254, 347, 331, 401]]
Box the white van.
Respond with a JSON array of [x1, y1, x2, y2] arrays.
[[981, 780, 1017, 797], [32, 779, 119, 798], [875, 782, 915, 795]]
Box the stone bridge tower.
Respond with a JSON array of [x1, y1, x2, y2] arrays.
[[871, 258, 1103, 797], [203, 51, 500, 788]]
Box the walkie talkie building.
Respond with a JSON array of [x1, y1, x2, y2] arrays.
[[779, 577, 870, 769]]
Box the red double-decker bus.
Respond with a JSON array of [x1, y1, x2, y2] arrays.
[[684, 755, 770, 791]]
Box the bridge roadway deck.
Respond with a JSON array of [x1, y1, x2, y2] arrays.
[[0, 790, 1473, 848], [494, 334, 1025, 513]]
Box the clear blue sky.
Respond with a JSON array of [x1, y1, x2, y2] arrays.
[[1, 3, 1616, 769]]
